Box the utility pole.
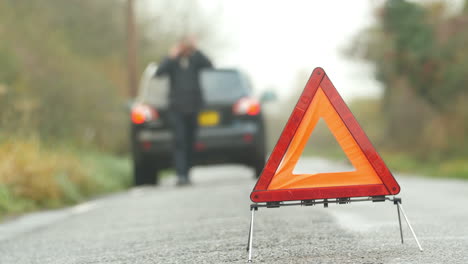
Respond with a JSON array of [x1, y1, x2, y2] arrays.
[[126, 0, 138, 98]]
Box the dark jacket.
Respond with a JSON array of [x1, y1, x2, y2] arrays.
[[155, 50, 213, 113]]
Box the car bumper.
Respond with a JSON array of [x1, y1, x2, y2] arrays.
[[137, 122, 261, 154]]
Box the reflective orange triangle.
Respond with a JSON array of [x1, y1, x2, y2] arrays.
[[251, 68, 400, 203]]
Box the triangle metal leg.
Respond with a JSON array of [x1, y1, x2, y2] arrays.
[[396, 200, 423, 251], [247, 207, 256, 262], [246, 215, 252, 252], [244, 197, 421, 261], [396, 201, 404, 244]]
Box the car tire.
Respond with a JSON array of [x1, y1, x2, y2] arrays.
[[251, 152, 265, 179], [251, 136, 266, 178], [133, 156, 159, 186], [254, 160, 264, 179]]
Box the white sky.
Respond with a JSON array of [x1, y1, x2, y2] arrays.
[[144, 0, 463, 101], [197, 0, 383, 100]]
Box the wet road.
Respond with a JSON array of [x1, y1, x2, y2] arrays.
[[1, 157, 467, 263]]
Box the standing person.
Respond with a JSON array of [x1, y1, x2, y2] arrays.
[[155, 37, 213, 186]]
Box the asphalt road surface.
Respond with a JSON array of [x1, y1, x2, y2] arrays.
[[1, 157, 467, 263]]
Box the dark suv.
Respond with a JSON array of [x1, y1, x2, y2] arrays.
[[130, 64, 266, 185]]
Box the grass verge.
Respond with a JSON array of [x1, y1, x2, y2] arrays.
[[0, 139, 131, 221], [381, 152, 468, 180]]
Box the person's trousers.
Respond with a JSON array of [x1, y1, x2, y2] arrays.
[[169, 112, 198, 180]]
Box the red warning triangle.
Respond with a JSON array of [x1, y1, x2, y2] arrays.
[[251, 68, 400, 203]]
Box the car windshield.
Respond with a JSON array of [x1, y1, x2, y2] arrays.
[[139, 68, 250, 108], [201, 70, 249, 104], [138, 66, 169, 108]]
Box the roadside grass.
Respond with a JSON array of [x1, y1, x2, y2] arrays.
[[382, 152, 468, 180], [0, 139, 131, 221], [304, 148, 468, 180]]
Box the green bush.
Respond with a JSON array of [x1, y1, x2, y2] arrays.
[[347, 0, 468, 160]]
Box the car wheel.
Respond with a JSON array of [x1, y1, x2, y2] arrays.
[[251, 137, 266, 178], [251, 153, 265, 179], [133, 156, 159, 186], [254, 160, 264, 179]]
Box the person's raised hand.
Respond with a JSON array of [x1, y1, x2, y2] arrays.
[[169, 44, 182, 58]]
